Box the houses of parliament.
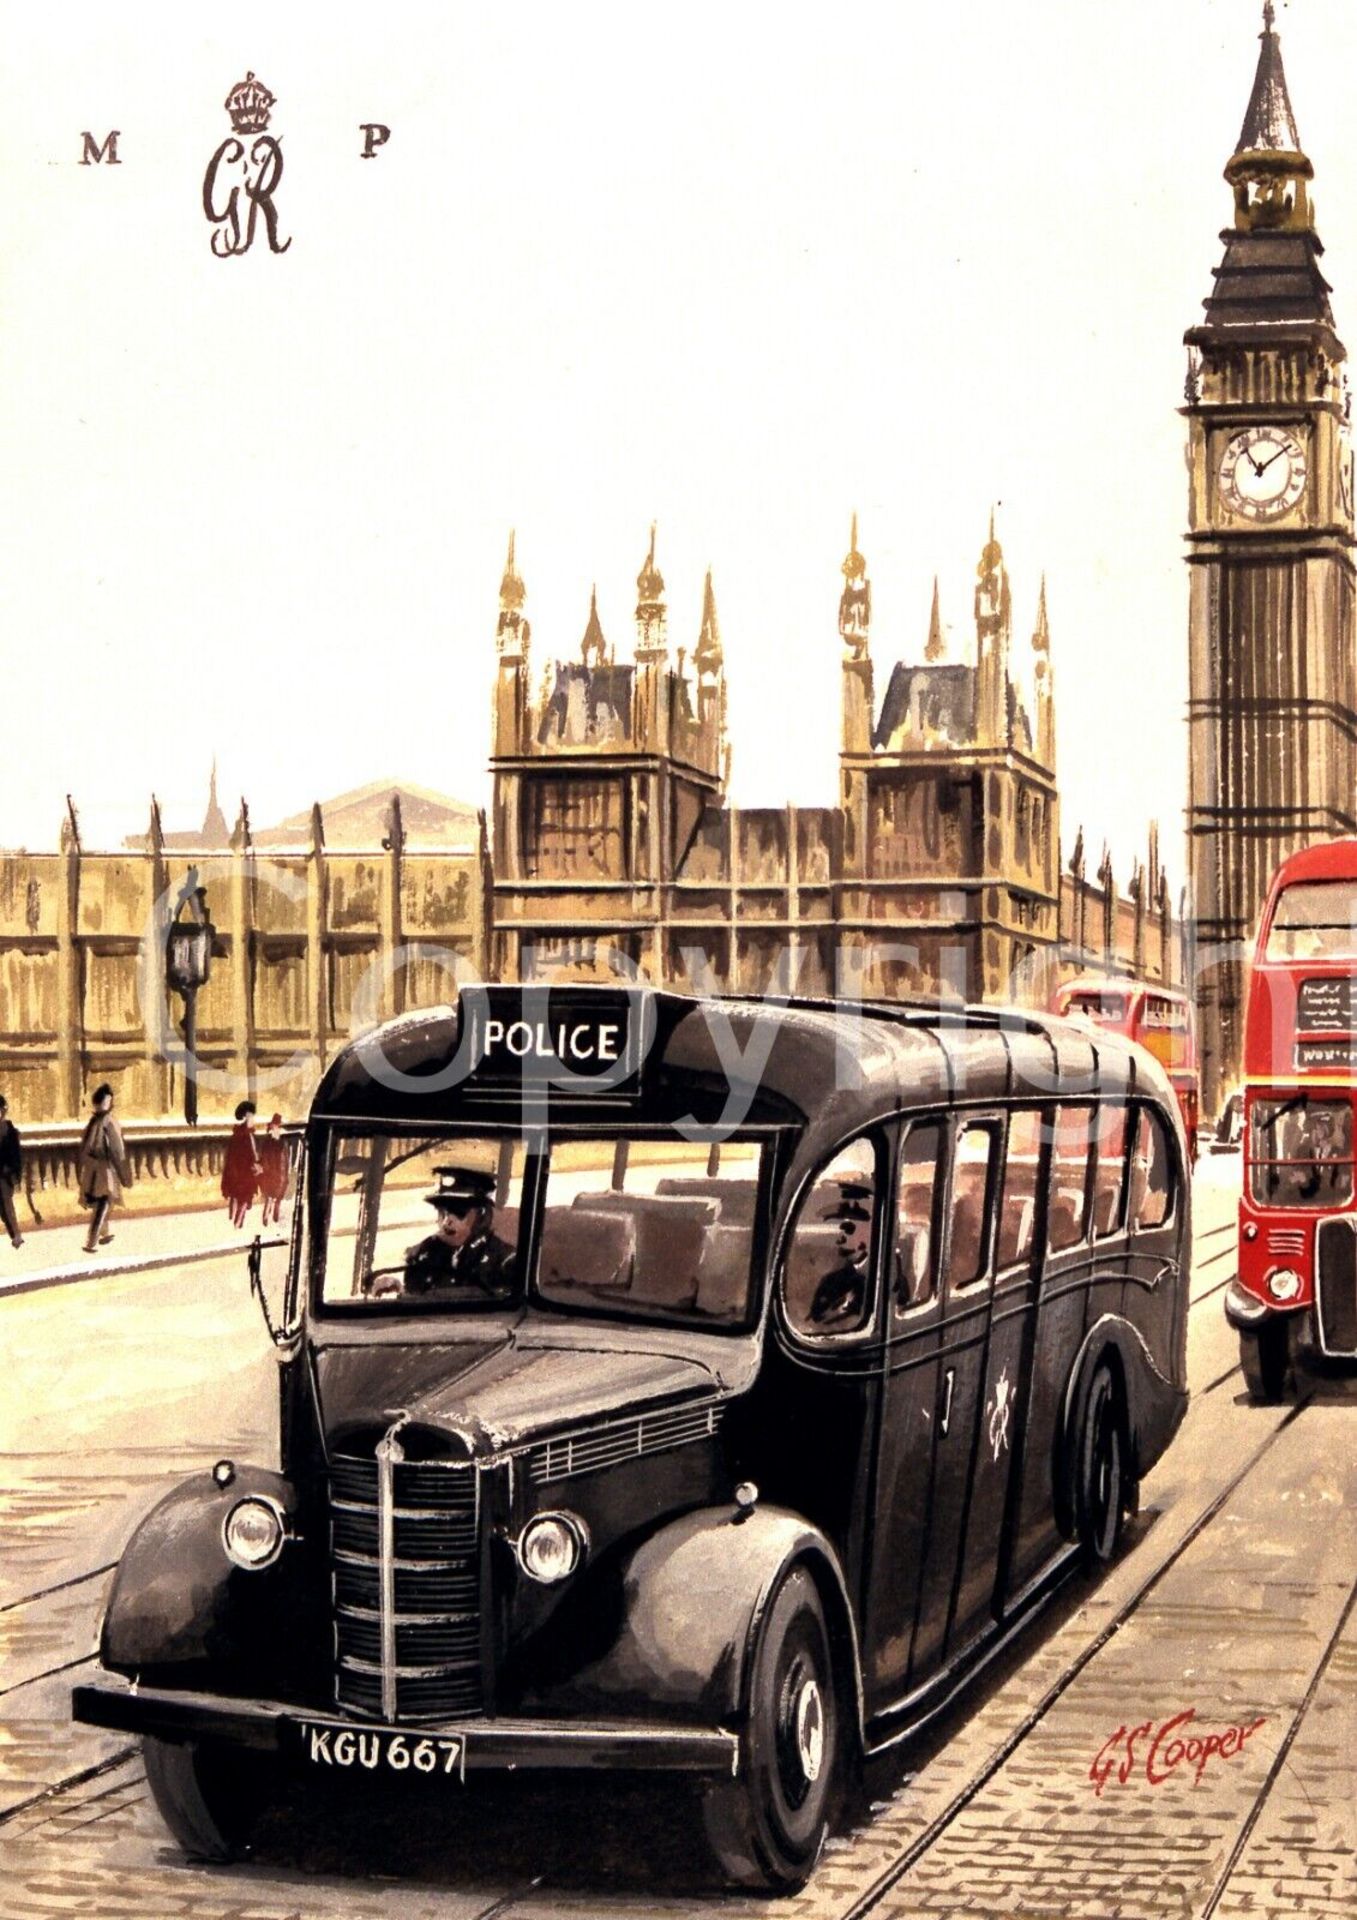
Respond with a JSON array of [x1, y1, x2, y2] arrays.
[[4, 4, 1348, 1127]]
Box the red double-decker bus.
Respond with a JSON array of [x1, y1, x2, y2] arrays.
[[1230, 839, 1357, 1399], [1050, 976, 1200, 1164]]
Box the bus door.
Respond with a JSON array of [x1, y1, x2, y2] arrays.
[[908, 1116, 1005, 1683], [862, 1116, 944, 1708], [1007, 1102, 1096, 1598], [952, 1107, 1043, 1647], [774, 1129, 892, 1610]]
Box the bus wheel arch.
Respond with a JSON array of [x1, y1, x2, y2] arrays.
[[1059, 1335, 1135, 1565]]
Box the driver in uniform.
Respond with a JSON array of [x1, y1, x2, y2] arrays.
[[809, 1180, 874, 1327], [402, 1166, 517, 1295]]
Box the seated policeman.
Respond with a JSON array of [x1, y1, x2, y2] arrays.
[[809, 1180, 874, 1328], [400, 1166, 517, 1297]]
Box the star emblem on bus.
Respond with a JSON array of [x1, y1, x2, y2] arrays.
[[987, 1370, 1013, 1461]]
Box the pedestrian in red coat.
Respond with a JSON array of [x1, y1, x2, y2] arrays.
[[257, 1114, 290, 1226], [222, 1100, 261, 1228]]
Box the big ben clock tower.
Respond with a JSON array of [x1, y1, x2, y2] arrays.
[[1185, 3, 1357, 1116]]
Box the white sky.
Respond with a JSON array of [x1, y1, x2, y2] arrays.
[[2, 0, 1355, 882]]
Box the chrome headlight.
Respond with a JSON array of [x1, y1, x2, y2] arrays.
[[515, 1510, 588, 1584], [222, 1495, 286, 1570], [1266, 1266, 1302, 1303]]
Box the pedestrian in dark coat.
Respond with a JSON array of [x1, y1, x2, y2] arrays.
[[222, 1100, 262, 1228], [257, 1114, 290, 1226], [0, 1093, 23, 1249], [77, 1084, 132, 1254]]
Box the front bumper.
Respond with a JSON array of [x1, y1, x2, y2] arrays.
[[1223, 1279, 1283, 1331], [72, 1677, 739, 1776]]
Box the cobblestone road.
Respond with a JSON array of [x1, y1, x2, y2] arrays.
[[1, 1166, 1353, 1919]]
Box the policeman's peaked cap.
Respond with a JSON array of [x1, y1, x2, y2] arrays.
[[426, 1165, 497, 1208], [821, 1178, 874, 1222]]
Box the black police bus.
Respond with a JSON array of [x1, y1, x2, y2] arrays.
[[74, 985, 1189, 1891]]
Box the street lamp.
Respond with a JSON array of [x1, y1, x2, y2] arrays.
[[166, 868, 215, 1127]]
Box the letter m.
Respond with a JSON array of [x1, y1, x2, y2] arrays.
[[81, 131, 121, 166]]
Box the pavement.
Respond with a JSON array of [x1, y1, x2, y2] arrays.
[[0, 1203, 267, 1301]]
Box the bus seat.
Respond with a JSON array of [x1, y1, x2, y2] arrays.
[[538, 1208, 635, 1293], [1091, 1184, 1121, 1237], [999, 1194, 1035, 1266], [655, 1177, 760, 1229], [946, 1194, 987, 1287], [567, 1193, 716, 1308], [693, 1225, 753, 1319], [1048, 1190, 1085, 1251], [571, 1190, 717, 1225], [894, 1223, 931, 1306]]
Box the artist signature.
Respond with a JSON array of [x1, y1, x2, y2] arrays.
[[1089, 1708, 1267, 1795]]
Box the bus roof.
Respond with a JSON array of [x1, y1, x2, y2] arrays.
[[1254, 837, 1357, 963], [1262, 837, 1357, 893], [1054, 974, 1187, 1004], [312, 986, 1172, 1146]]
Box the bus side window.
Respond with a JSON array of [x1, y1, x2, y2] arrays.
[[1129, 1107, 1174, 1230], [894, 1120, 942, 1313], [1047, 1106, 1093, 1251], [783, 1134, 883, 1338], [997, 1108, 1042, 1273], [945, 1122, 1000, 1291], [1092, 1106, 1129, 1239]]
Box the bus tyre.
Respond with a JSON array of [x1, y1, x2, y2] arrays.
[[142, 1736, 264, 1862], [702, 1566, 840, 1892], [1238, 1320, 1291, 1403], [1073, 1364, 1128, 1567]]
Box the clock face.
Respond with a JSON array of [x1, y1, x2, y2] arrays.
[[1218, 427, 1308, 520]]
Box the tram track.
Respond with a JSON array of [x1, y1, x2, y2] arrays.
[[0, 1561, 115, 1618], [14, 1360, 1285, 1889], [1198, 1565, 1357, 1919], [3, 1194, 1269, 1900], [829, 1390, 1313, 1920]]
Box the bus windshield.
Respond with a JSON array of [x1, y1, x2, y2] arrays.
[[1064, 989, 1129, 1024], [319, 1130, 764, 1329], [1264, 879, 1357, 960]]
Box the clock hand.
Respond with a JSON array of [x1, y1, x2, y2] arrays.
[[1257, 445, 1291, 473]]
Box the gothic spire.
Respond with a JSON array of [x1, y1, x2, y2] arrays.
[[1235, 4, 1303, 160], [1032, 574, 1050, 657], [694, 567, 723, 680], [581, 583, 608, 667], [839, 512, 870, 657], [499, 529, 525, 612], [1224, 4, 1314, 234], [636, 523, 665, 611], [202, 757, 230, 845], [496, 530, 530, 657], [925, 577, 945, 661]]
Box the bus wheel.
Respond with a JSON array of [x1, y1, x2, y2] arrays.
[[142, 1736, 265, 1861], [1238, 1320, 1291, 1403], [702, 1566, 840, 1892], [1074, 1365, 1127, 1567]]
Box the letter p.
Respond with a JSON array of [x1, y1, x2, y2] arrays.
[[360, 123, 392, 159]]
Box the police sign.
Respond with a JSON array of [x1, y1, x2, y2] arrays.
[[466, 990, 644, 1088]]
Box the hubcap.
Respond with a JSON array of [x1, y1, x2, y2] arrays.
[[793, 1678, 825, 1784]]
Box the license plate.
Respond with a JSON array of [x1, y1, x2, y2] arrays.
[[297, 1721, 464, 1779]]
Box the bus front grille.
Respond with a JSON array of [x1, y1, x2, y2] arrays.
[[328, 1444, 484, 1722], [1315, 1219, 1357, 1357]]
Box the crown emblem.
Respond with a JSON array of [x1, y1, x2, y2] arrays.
[[224, 71, 276, 134]]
